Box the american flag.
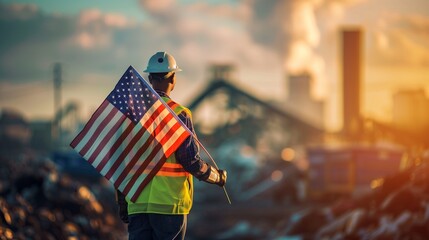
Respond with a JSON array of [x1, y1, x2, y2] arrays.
[[70, 65, 191, 202]]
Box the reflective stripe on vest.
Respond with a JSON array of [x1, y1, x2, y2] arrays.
[[143, 162, 190, 177], [127, 97, 193, 215]]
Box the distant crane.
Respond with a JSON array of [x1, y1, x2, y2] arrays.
[[52, 62, 62, 147], [51, 63, 81, 149]]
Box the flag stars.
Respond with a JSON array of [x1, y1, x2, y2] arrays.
[[107, 68, 161, 123]]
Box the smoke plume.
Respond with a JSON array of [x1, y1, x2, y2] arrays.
[[246, 0, 365, 99]]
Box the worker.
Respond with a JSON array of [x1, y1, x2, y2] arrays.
[[117, 51, 227, 240]]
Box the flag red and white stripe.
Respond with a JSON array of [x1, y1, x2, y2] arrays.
[[70, 66, 191, 202]]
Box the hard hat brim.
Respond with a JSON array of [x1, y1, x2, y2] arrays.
[[143, 68, 182, 73]]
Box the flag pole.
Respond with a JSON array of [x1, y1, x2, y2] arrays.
[[134, 67, 232, 204], [192, 137, 232, 205]]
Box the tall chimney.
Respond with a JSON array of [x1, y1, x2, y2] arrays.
[[341, 28, 363, 138]]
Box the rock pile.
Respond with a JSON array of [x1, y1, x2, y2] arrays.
[[278, 162, 429, 240], [0, 156, 127, 240], [205, 162, 429, 240]]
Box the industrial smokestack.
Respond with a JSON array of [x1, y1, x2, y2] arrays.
[[341, 28, 363, 138]]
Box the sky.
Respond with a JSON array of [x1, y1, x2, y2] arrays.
[[0, 0, 428, 131]]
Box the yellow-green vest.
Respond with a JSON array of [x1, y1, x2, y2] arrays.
[[126, 97, 194, 215]]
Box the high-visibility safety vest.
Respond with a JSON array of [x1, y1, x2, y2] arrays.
[[126, 97, 194, 215]]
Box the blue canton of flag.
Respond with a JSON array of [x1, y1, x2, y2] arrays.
[[108, 68, 157, 123]]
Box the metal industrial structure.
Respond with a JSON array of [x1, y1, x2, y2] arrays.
[[188, 65, 323, 153], [184, 64, 325, 208]]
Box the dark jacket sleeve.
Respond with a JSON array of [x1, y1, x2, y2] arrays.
[[175, 112, 209, 180]]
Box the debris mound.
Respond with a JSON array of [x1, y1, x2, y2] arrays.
[[278, 162, 429, 240], [0, 156, 127, 240]]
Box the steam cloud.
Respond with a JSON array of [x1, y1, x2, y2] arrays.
[[246, 0, 366, 99]]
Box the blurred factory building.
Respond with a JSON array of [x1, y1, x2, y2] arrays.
[[285, 73, 325, 129], [393, 89, 429, 133]]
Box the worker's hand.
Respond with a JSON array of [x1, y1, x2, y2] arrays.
[[119, 203, 129, 223], [116, 190, 129, 224], [217, 169, 227, 187], [203, 165, 227, 187]]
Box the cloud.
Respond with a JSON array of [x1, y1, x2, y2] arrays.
[[185, 2, 251, 22], [0, 2, 38, 20], [0, 1, 280, 119], [245, 0, 321, 70], [369, 12, 429, 67], [139, 0, 176, 15], [138, 0, 179, 25], [68, 9, 136, 50], [2, 0, 368, 90], [0, 3, 77, 81], [78, 9, 134, 28], [0, 3, 140, 84], [137, 0, 281, 85], [2, 0, 428, 121], [243, 0, 364, 99]]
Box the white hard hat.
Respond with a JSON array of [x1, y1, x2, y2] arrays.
[[143, 51, 182, 73]]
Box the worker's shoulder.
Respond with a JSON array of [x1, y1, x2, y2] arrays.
[[165, 97, 192, 117], [177, 105, 192, 118]]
